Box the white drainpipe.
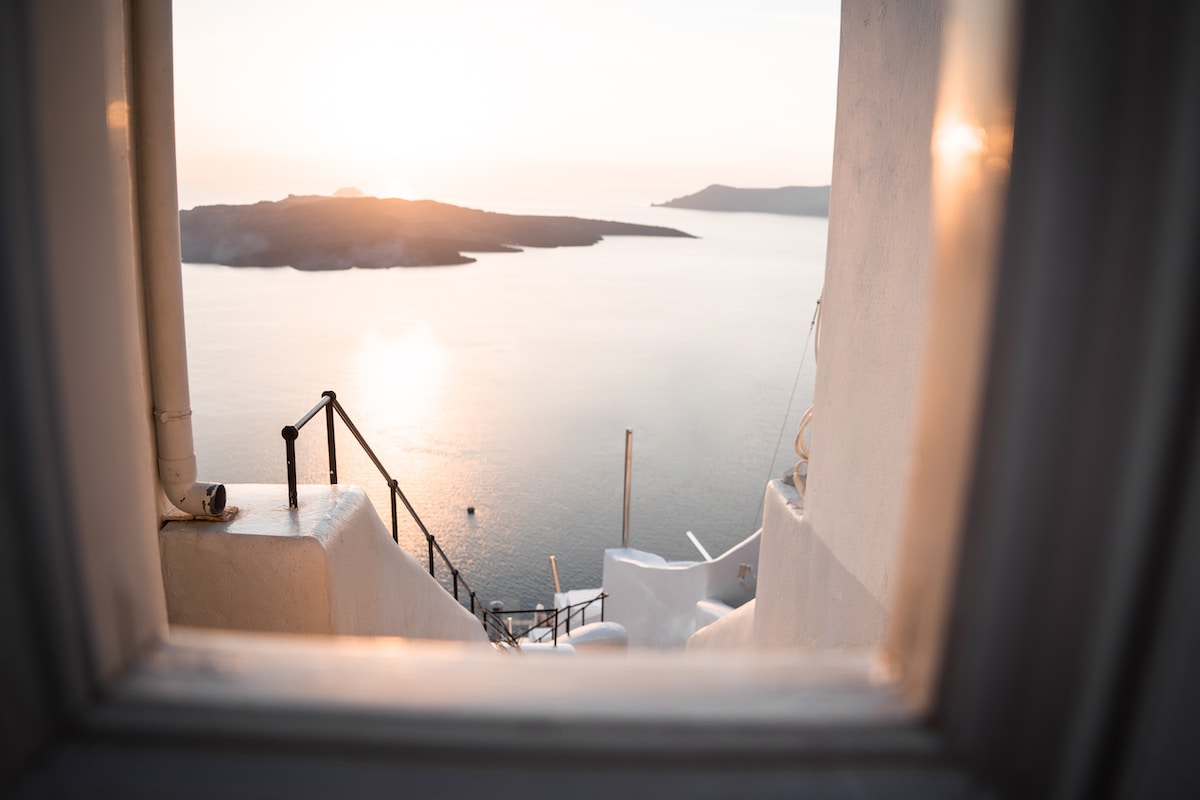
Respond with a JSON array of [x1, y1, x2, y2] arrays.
[[131, 0, 225, 516]]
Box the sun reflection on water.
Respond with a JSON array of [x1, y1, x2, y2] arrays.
[[352, 325, 447, 431]]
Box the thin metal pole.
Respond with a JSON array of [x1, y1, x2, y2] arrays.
[[427, 535, 435, 577], [452, 569, 459, 600], [622, 428, 632, 547], [323, 391, 337, 485], [553, 608, 558, 647], [686, 530, 714, 561]]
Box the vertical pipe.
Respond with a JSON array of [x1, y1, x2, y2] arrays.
[[323, 391, 337, 485], [553, 609, 558, 647], [452, 569, 459, 600], [132, 0, 225, 516], [622, 428, 632, 547], [427, 535, 435, 577]]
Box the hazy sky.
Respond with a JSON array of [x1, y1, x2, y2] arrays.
[[172, 0, 841, 209]]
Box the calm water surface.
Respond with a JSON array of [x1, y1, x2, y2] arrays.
[[184, 200, 825, 608]]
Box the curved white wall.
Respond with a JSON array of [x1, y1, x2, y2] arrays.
[[602, 531, 760, 648]]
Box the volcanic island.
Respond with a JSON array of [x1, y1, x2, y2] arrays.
[[180, 194, 696, 270]]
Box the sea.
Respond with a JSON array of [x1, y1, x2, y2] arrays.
[[183, 196, 826, 610]]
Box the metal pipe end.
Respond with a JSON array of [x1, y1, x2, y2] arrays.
[[170, 481, 226, 516], [203, 482, 227, 514]]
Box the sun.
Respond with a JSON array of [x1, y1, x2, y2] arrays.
[[379, 179, 419, 201]]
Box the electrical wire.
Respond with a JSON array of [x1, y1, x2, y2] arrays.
[[751, 295, 821, 530]]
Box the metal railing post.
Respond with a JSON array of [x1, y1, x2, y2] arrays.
[[452, 569, 459, 600], [553, 608, 558, 646], [427, 535, 435, 577], [323, 390, 337, 485], [282, 426, 299, 508], [389, 480, 398, 543]]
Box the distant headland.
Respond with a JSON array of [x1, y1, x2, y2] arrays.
[[654, 184, 830, 217], [180, 194, 695, 270]]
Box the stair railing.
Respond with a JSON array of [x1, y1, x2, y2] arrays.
[[502, 592, 608, 647], [282, 390, 519, 649]]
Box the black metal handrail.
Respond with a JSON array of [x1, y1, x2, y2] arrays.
[[283, 390, 520, 649], [501, 593, 608, 647]]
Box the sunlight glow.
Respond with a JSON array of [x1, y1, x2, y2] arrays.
[[171, 0, 842, 208], [930, 2, 1016, 207], [933, 119, 987, 171], [352, 326, 447, 429], [107, 99, 129, 130], [932, 113, 1013, 200], [380, 179, 420, 201]]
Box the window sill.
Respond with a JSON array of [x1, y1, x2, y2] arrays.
[[83, 628, 944, 764]]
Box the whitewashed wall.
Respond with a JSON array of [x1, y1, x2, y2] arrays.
[[754, 0, 946, 649], [603, 531, 760, 647], [160, 485, 490, 643]]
